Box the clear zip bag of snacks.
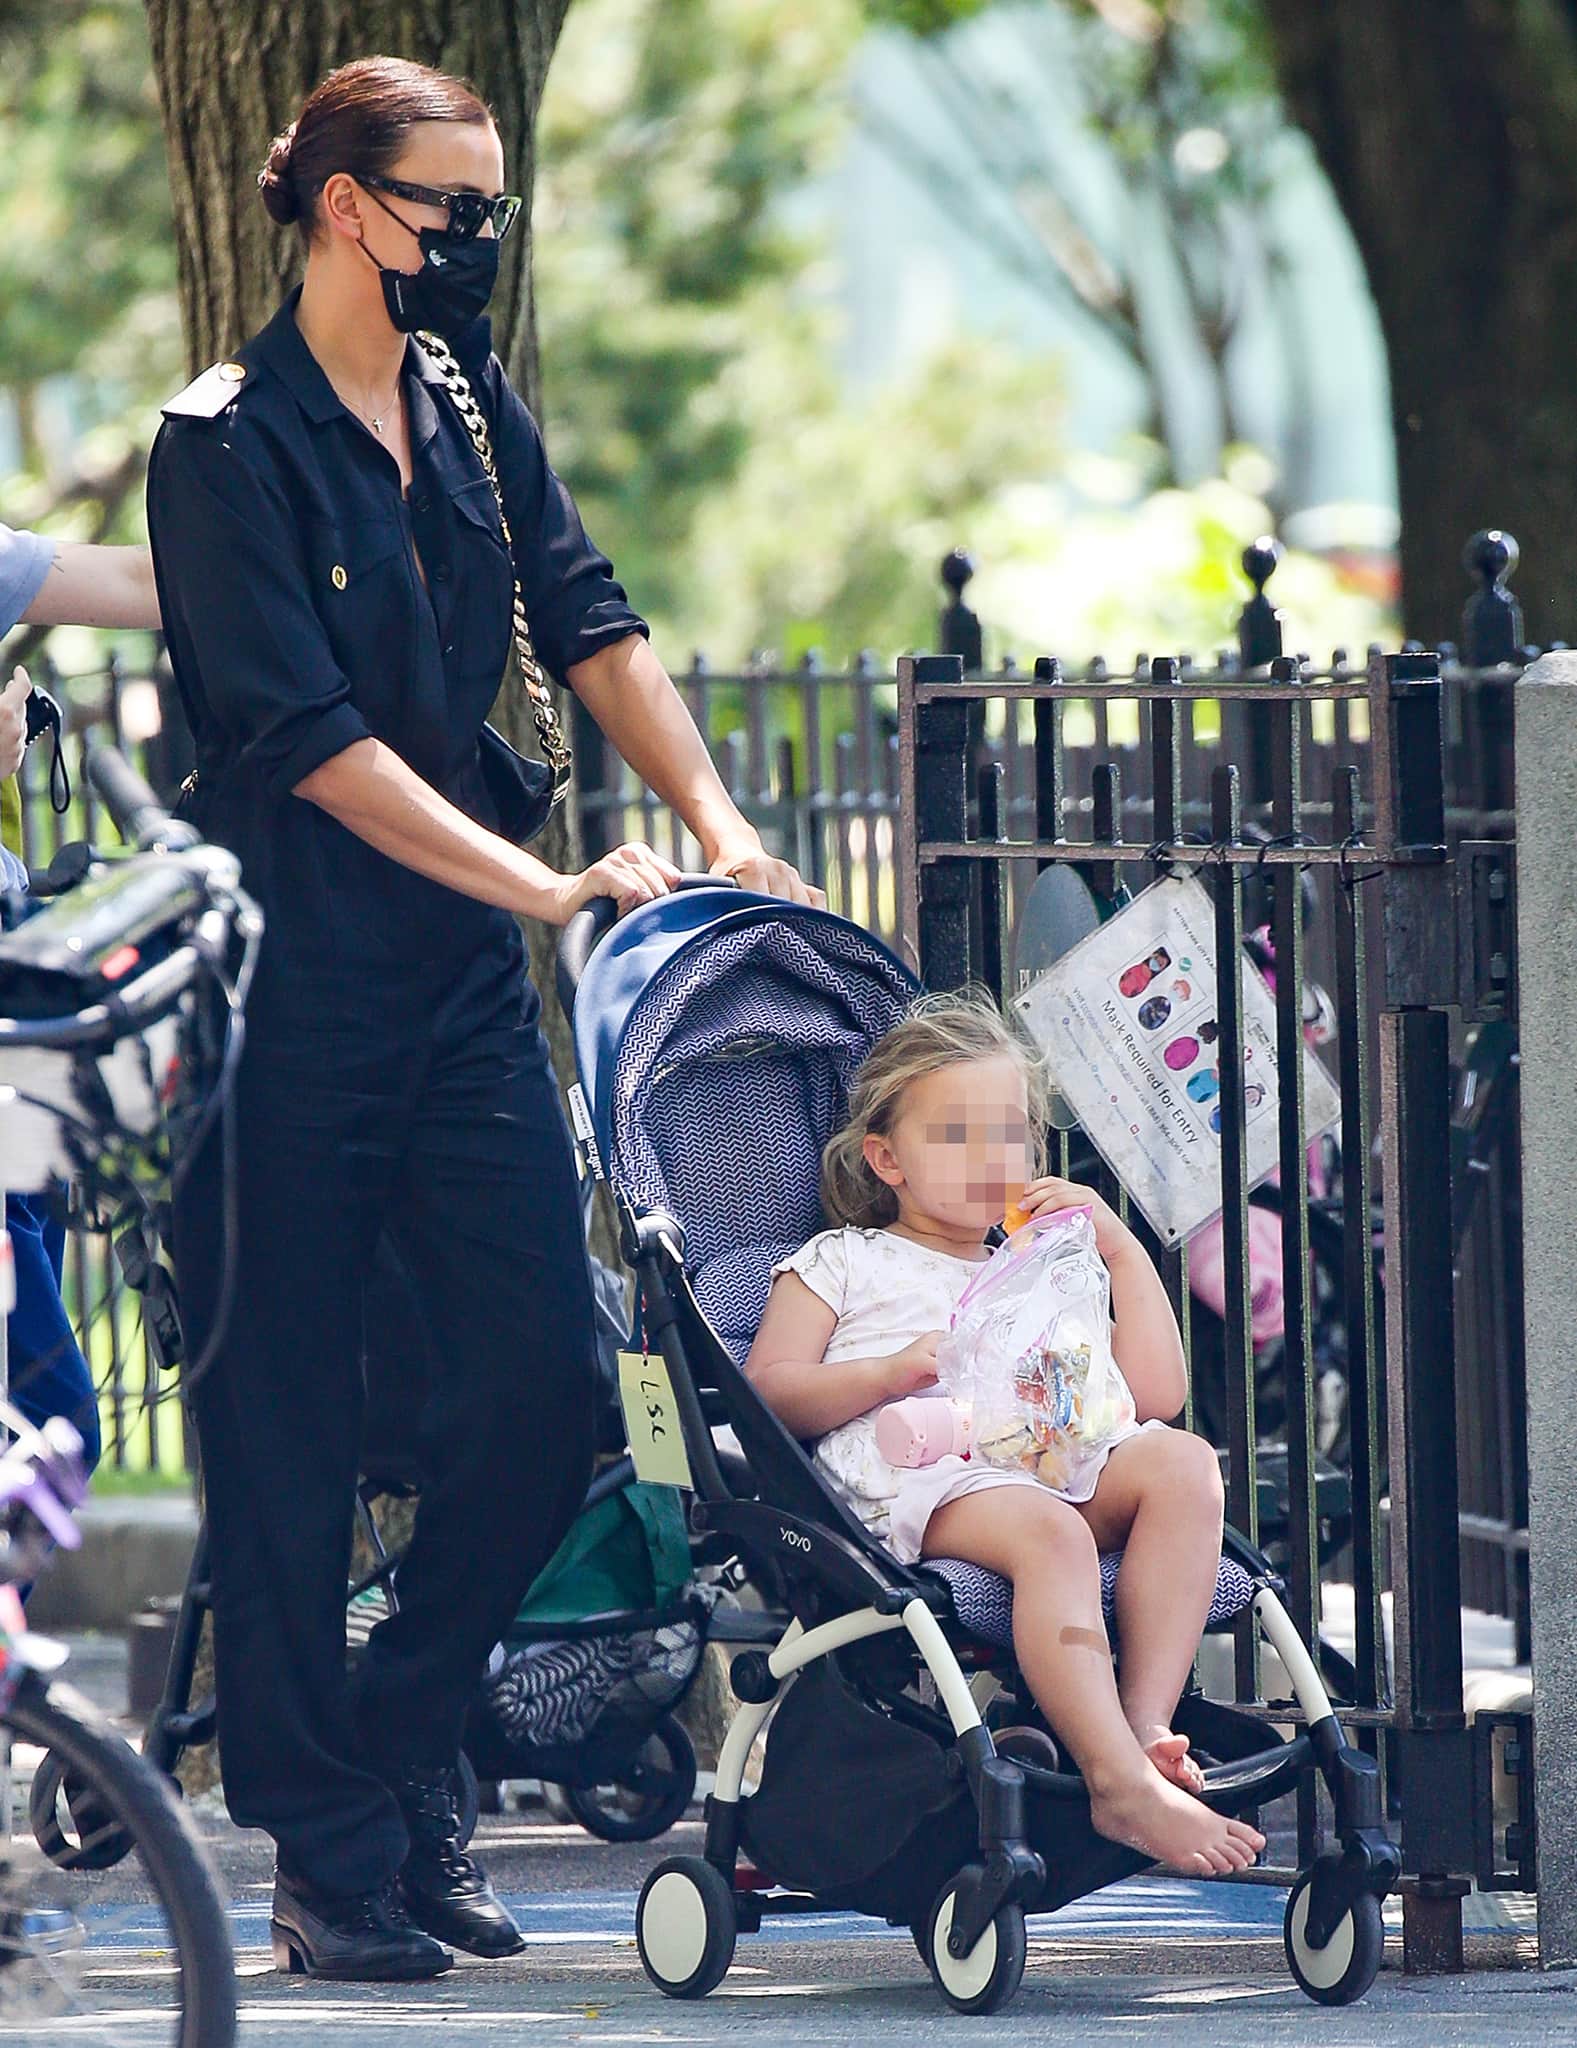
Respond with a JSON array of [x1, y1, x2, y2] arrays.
[[937, 1206, 1135, 1495]]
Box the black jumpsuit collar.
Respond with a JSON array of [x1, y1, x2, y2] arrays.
[[244, 285, 456, 450]]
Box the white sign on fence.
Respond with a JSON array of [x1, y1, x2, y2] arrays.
[[1014, 874, 1341, 1247]]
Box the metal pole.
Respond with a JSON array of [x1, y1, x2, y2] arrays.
[[1513, 650, 1577, 1966], [903, 657, 971, 990], [1371, 650, 1471, 1973]]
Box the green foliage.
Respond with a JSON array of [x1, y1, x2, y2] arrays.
[[861, 0, 991, 32], [676, 333, 1066, 660], [0, 0, 177, 396], [961, 442, 1388, 667], [537, 0, 1078, 658], [535, 0, 865, 625], [0, 0, 176, 628]]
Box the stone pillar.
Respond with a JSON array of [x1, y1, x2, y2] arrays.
[[1514, 651, 1577, 1966]]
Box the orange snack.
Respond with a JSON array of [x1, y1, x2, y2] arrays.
[[1003, 1201, 1033, 1234]]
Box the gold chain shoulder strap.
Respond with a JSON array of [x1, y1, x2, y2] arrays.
[[418, 330, 571, 805]]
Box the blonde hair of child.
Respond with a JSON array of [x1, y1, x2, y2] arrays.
[[821, 990, 1050, 1229]]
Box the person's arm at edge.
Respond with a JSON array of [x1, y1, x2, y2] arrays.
[[21, 543, 161, 631]]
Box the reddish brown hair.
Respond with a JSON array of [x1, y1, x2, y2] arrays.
[[258, 56, 493, 238]]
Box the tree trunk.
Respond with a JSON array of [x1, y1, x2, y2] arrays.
[[1259, 0, 1577, 645], [142, 0, 584, 1062]]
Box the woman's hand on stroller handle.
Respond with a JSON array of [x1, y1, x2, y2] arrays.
[[555, 842, 685, 923], [555, 871, 744, 1013], [707, 840, 825, 907]]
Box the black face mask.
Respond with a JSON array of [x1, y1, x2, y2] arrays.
[[361, 197, 500, 341]]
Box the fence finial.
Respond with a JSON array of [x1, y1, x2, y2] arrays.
[[1461, 529, 1522, 667], [1237, 536, 1284, 668], [939, 548, 984, 674]]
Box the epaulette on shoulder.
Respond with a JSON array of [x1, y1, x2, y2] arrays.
[[161, 359, 250, 421]]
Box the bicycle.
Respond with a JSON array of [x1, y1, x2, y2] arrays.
[[0, 1408, 236, 2044], [0, 745, 256, 2042]]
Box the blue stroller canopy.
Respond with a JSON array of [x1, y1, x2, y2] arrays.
[[572, 890, 920, 1356]]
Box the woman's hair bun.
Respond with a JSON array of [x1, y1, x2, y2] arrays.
[[257, 123, 301, 225]]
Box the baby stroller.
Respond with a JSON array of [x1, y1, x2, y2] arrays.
[[557, 881, 1400, 2015]]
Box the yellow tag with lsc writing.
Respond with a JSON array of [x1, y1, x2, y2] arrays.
[[617, 1350, 695, 1490]]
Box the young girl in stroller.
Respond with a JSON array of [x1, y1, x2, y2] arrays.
[[747, 993, 1265, 1879]]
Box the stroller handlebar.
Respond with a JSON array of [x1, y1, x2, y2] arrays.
[[556, 873, 736, 1018]]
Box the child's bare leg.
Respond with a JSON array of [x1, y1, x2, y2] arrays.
[[923, 1489, 1261, 1876], [1078, 1428, 1226, 1790]]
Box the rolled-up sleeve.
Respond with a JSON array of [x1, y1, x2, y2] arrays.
[[147, 422, 372, 798], [484, 363, 649, 681]]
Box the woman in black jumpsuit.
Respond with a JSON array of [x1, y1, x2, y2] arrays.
[[148, 57, 817, 1982]]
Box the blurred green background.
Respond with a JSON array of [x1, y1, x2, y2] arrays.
[[0, 0, 1400, 682]]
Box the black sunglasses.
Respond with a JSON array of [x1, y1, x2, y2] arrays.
[[360, 173, 522, 243]]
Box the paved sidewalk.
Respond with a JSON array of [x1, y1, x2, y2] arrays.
[[33, 1633, 1553, 2045], [27, 1797, 1549, 2047]]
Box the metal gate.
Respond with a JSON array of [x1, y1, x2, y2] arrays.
[[898, 646, 1524, 1971]]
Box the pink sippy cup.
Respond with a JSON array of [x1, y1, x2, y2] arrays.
[[875, 1397, 971, 1468]]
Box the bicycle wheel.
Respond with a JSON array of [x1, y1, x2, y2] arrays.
[[1, 1670, 236, 2047]]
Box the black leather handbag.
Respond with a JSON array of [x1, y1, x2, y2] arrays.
[[477, 719, 553, 846], [421, 330, 572, 846]]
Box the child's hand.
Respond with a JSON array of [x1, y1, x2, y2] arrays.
[[1019, 1177, 1136, 1265], [882, 1331, 944, 1396]]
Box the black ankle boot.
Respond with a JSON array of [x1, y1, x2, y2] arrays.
[[271, 1869, 452, 1980], [384, 1763, 524, 1959]]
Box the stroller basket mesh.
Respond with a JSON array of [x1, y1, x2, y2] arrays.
[[481, 1600, 708, 1752]]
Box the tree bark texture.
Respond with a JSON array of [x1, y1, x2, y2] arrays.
[[143, 0, 584, 1056], [1261, 0, 1577, 645]]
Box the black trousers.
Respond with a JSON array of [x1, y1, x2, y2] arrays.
[[175, 934, 598, 1896]]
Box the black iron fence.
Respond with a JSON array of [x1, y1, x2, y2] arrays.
[[899, 639, 1512, 1962], [3, 528, 1533, 1751]]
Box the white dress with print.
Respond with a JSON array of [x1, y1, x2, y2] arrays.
[[773, 1226, 1159, 1564]]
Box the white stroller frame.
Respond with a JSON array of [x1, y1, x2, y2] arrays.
[[623, 1210, 1402, 2016]]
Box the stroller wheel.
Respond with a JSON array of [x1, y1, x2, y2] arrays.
[[564, 1716, 697, 1843], [927, 1881, 1027, 2016], [636, 1855, 736, 1998], [29, 1749, 136, 1871], [1283, 1870, 1384, 2005]]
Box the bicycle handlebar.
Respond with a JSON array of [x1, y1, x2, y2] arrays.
[[0, 1415, 87, 1555], [0, 941, 206, 1051], [84, 746, 198, 853]]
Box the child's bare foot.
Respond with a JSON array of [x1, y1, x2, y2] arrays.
[[1089, 1764, 1265, 1876], [1138, 1727, 1206, 1794]]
